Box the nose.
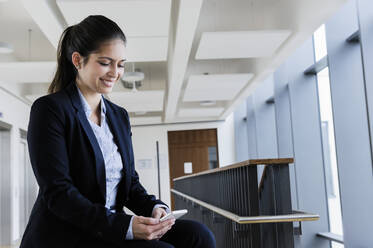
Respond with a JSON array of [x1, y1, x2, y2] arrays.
[[108, 64, 119, 79]]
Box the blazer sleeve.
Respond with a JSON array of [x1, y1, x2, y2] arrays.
[[121, 108, 167, 217], [27, 96, 131, 246]]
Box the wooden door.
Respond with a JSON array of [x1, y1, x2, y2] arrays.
[[168, 129, 219, 210]]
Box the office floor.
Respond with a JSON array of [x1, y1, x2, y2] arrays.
[[0, 240, 20, 248]]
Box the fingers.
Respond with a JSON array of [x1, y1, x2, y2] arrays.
[[153, 211, 162, 220], [145, 219, 175, 240], [155, 220, 174, 239], [133, 216, 175, 241], [160, 210, 168, 218], [138, 216, 159, 225], [159, 219, 175, 234], [152, 208, 167, 220], [152, 218, 175, 232]]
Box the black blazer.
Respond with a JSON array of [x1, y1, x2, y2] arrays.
[[20, 83, 165, 248]]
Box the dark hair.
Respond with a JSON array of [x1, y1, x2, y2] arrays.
[[48, 15, 126, 94]]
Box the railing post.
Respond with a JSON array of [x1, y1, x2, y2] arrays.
[[247, 165, 261, 247], [260, 165, 278, 248], [273, 163, 294, 248]]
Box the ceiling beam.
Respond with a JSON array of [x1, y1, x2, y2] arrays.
[[21, 0, 66, 49], [164, 0, 203, 122]]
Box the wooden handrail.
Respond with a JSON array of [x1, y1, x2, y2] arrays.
[[247, 158, 294, 165], [173, 158, 294, 181], [171, 189, 319, 224]]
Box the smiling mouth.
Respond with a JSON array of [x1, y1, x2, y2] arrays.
[[100, 79, 115, 87]]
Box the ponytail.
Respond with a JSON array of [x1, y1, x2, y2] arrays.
[[48, 26, 77, 94]]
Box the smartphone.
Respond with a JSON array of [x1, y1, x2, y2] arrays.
[[160, 209, 188, 222]]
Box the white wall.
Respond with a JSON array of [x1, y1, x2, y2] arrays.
[[130, 113, 236, 207], [0, 87, 31, 243]]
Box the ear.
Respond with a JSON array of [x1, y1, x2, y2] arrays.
[[71, 52, 83, 70]]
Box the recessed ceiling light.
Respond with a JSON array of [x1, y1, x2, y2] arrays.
[[135, 111, 147, 116], [0, 42, 14, 54], [200, 100, 216, 106]]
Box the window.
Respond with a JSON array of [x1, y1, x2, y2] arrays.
[[314, 24, 328, 61], [314, 25, 344, 248], [208, 146, 218, 169]]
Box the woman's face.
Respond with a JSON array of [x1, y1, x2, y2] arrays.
[[75, 38, 126, 95]]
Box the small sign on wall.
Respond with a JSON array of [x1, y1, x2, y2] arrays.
[[184, 162, 193, 174], [0, 112, 3, 118], [137, 159, 153, 169]]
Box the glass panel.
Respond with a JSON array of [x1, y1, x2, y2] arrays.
[[317, 67, 344, 248], [208, 146, 218, 169], [314, 24, 328, 61]]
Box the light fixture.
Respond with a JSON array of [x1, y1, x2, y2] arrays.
[[130, 81, 137, 93], [121, 62, 144, 92], [0, 42, 14, 54], [122, 71, 145, 82], [121, 80, 142, 93], [122, 62, 144, 82], [200, 100, 216, 106]]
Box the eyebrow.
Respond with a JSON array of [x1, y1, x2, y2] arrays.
[[97, 56, 126, 62]]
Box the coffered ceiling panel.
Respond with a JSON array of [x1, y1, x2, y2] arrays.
[[56, 0, 172, 61], [56, 0, 171, 36], [109, 90, 164, 113], [183, 73, 254, 102], [0, 62, 56, 83], [124, 37, 168, 62], [195, 30, 292, 60]]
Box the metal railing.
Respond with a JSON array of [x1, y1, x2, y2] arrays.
[[172, 158, 319, 248]]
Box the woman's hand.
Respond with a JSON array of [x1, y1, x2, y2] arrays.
[[152, 207, 168, 220], [132, 215, 175, 240]]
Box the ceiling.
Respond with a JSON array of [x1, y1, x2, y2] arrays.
[[0, 0, 347, 125]]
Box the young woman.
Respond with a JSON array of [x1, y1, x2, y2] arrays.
[[20, 15, 216, 248]]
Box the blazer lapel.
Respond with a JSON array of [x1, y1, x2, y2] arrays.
[[65, 83, 106, 200]]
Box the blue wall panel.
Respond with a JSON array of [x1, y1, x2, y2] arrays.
[[246, 95, 259, 159], [273, 60, 301, 232], [233, 101, 249, 162], [253, 75, 278, 159], [358, 0, 373, 168], [287, 39, 330, 248], [326, 0, 373, 246]]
